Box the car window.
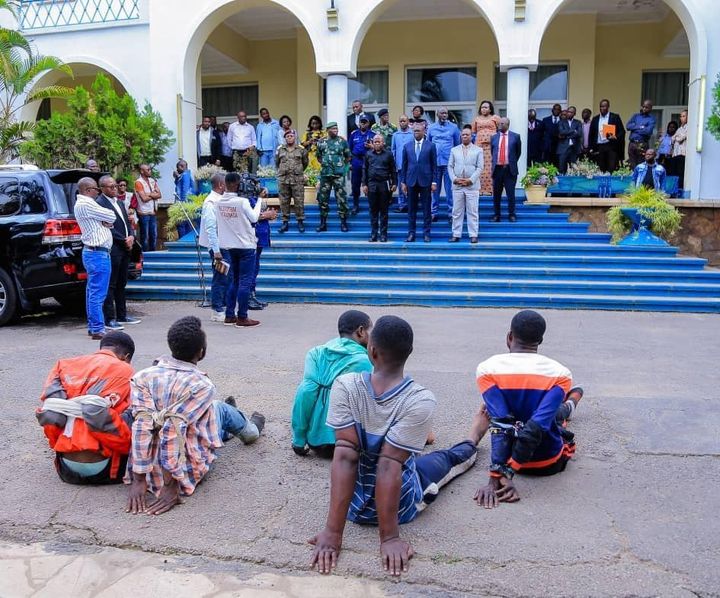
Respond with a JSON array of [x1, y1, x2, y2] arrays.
[[18, 178, 47, 214], [0, 178, 20, 217], [49, 181, 73, 215]]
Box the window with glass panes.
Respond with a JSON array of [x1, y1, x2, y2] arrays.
[[405, 66, 477, 126], [641, 71, 689, 145], [494, 64, 569, 120], [201, 85, 259, 125], [323, 70, 389, 121]]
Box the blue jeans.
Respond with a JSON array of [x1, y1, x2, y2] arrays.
[[209, 250, 228, 312], [213, 400, 259, 443], [82, 248, 111, 334], [396, 170, 406, 207], [257, 150, 275, 168], [225, 248, 256, 319], [415, 440, 477, 508], [138, 214, 157, 251], [251, 247, 263, 293], [431, 165, 453, 215]]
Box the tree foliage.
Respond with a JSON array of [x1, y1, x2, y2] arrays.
[[707, 73, 720, 142], [21, 73, 174, 176]]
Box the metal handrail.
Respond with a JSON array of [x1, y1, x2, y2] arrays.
[[18, 0, 140, 31]]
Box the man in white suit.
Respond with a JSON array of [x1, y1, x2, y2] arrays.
[[448, 125, 484, 243]]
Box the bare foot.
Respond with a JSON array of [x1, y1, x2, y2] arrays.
[[425, 430, 436, 446], [468, 404, 491, 445]]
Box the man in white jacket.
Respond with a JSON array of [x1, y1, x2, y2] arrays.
[[448, 125, 484, 243], [216, 172, 276, 328], [198, 173, 227, 322]]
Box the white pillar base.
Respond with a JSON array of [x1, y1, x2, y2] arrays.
[[505, 67, 531, 188], [326, 74, 348, 139]]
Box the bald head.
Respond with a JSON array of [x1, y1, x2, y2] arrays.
[[78, 177, 99, 196], [498, 117, 510, 132], [210, 173, 226, 192], [372, 134, 385, 152]]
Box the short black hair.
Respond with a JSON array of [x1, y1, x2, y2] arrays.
[[337, 310, 371, 336], [167, 316, 206, 362], [462, 124, 473, 131], [371, 315, 413, 365], [100, 331, 135, 359], [510, 310, 546, 345], [225, 172, 240, 186]]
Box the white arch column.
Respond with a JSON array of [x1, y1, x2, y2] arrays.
[[325, 74, 349, 139], [505, 67, 531, 187]]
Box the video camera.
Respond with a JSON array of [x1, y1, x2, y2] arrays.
[[239, 173, 262, 198]]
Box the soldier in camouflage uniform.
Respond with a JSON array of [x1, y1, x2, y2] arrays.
[[315, 122, 351, 232], [275, 130, 309, 233], [371, 108, 398, 147]]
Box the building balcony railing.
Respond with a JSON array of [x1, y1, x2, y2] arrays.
[[18, 0, 140, 32]]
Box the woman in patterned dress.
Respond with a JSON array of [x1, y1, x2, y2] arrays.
[[301, 115, 327, 171], [472, 100, 501, 196]]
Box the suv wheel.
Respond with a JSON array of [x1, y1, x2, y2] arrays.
[[0, 267, 19, 326]]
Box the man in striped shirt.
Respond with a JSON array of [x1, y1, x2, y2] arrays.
[[310, 316, 489, 577], [74, 177, 116, 339], [474, 310, 584, 508], [125, 316, 266, 515]]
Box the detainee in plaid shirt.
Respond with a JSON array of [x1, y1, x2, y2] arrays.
[[125, 316, 266, 515]]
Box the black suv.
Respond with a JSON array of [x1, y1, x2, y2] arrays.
[[0, 167, 143, 326]]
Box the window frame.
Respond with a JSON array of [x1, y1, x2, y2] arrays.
[[405, 64, 478, 124], [494, 63, 570, 119], [641, 70, 689, 146], [201, 83, 260, 126], [322, 68, 390, 120]]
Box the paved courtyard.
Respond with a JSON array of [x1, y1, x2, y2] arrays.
[[0, 301, 718, 597]]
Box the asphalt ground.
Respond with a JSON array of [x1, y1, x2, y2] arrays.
[[0, 301, 718, 597]]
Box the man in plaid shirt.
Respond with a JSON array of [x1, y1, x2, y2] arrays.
[[125, 316, 265, 515]]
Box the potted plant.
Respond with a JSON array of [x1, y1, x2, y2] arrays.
[[304, 167, 320, 204], [521, 162, 559, 201], [165, 193, 207, 241], [606, 186, 682, 246], [195, 164, 226, 194], [256, 165, 278, 197]]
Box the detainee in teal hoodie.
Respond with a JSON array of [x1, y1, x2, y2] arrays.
[[291, 310, 373, 457]]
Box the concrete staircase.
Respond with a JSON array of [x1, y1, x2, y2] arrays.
[[127, 197, 720, 313]]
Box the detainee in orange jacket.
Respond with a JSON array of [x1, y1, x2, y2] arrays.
[[36, 331, 136, 485]]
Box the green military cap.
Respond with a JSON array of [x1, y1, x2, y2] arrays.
[[326, 121, 338, 128]]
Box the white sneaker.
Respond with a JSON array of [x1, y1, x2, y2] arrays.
[[210, 310, 225, 322]]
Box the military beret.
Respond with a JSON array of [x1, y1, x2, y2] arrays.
[[377, 108, 388, 117]]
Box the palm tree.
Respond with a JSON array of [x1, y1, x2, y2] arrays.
[[0, 2, 73, 162]]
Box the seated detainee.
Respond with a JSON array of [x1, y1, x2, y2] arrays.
[[291, 310, 374, 458], [36, 332, 136, 485], [309, 315, 489, 577], [474, 309, 584, 508], [125, 316, 265, 516]]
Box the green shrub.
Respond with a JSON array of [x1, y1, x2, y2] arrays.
[[606, 186, 682, 243], [708, 73, 720, 142], [165, 193, 207, 241]]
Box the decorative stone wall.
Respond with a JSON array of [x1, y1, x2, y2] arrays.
[[549, 206, 720, 267]]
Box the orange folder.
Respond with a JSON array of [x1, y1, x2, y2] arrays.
[[602, 124, 616, 138]]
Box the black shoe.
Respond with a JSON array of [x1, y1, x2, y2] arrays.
[[340, 218, 349, 232], [406, 233, 416, 242], [105, 320, 124, 331], [423, 234, 431, 243], [449, 236, 460, 243], [225, 396, 238, 408], [250, 411, 266, 435], [431, 215, 438, 223], [509, 214, 517, 223], [316, 217, 327, 232], [255, 295, 268, 308], [394, 206, 408, 213], [350, 207, 359, 216], [297, 220, 305, 233], [490, 215, 501, 223], [118, 316, 142, 325], [278, 221, 289, 233], [369, 233, 378, 242], [248, 296, 264, 311], [379, 234, 388, 243], [470, 237, 479, 244]]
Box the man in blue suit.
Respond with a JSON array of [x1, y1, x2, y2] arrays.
[[400, 124, 438, 242], [490, 118, 522, 223]]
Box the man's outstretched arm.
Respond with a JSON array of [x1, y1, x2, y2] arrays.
[[376, 442, 414, 577], [309, 425, 359, 574]]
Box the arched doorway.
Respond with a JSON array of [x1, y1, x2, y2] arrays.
[[536, 0, 706, 195], [178, 0, 319, 167]]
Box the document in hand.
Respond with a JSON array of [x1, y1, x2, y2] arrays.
[[602, 124, 617, 138]]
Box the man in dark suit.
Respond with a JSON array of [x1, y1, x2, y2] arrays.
[[97, 175, 141, 329], [400, 124, 438, 242], [541, 103, 562, 166], [527, 109, 544, 166], [557, 107, 583, 174], [196, 116, 222, 167], [490, 118, 522, 223], [589, 99, 626, 173], [347, 99, 375, 135]]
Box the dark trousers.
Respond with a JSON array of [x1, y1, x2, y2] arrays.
[[103, 248, 129, 323], [198, 155, 214, 167], [251, 246, 263, 293], [351, 163, 363, 208], [407, 184, 432, 236], [669, 155, 686, 189], [368, 186, 391, 235], [209, 250, 228, 312], [596, 143, 619, 173], [492, 166, 517, 218], [558, 147, 577, 174], [225, 247, 256, 319]]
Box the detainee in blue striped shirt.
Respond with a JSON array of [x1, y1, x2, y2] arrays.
[[309, 315, 490, 577]]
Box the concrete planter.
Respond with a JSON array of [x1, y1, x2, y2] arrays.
[[525, 185, 547, 202]]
